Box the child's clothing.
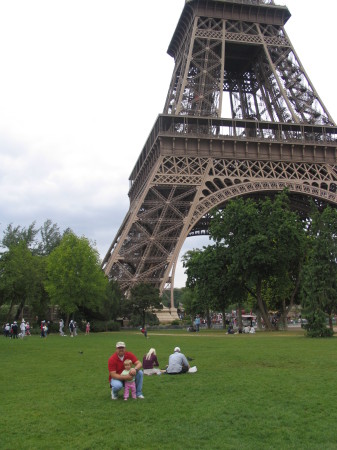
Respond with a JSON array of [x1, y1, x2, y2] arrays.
[[121, 369, 136, 399]]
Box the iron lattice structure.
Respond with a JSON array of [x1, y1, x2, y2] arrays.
[[102, 0, 337, 301]]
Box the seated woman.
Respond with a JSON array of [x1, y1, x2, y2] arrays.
[[142, 348, 163, 375]]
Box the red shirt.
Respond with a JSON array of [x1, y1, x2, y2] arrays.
[[108, 351, 139, 382]]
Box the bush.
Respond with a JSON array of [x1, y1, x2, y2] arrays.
[[303, 311, 334, 338], [170, 319, 180, 326], [47, 322, 59, 334], [90, 320, 120, 332], [127, 313, 159, 327], [0, 304, 12, 323]]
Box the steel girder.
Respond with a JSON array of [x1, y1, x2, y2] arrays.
[[103, 1, 337, 297]]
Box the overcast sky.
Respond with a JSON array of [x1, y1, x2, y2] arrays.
[[0, 0, 336, 287]]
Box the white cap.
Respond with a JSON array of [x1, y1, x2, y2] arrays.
[[174, 347, 180, 352]]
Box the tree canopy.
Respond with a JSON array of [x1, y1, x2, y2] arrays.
[[45, 233, 108, 320], [301, 205, 337, 336], [121, 283, 162, 327]]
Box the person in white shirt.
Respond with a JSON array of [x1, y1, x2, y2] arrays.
[[20, 320, 26, 337]]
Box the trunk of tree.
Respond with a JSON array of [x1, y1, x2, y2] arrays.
[[6, 300, 15, 322], [290, 273, 301, 308], [237, 303, 243, 329], [256, 310, 263, 330], [206, 307, 211, 329], [14, 299, 25, 321], [280, 299, 288, 330], [221, 307, 226, 329], [328, 314, 333, 331], [256, 280, 272, 331], [65, 313, 70, 328]]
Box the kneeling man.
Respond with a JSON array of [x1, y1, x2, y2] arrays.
[[108, 341, 144, 400]]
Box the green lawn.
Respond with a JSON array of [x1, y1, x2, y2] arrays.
[[1, 329, 337, 450]]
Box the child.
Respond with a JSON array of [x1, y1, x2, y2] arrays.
[[121, 359, 137, 401], [140, 326, 148, 338]]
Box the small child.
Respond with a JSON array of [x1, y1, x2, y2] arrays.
[[121, 359, 137, 401]]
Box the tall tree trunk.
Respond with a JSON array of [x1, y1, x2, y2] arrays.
[[237, 303, 243, 329], [328, 314, 333, 331], [280, 299, 288, 330], [206, 307, 211, 329], [256, 280, 272, 331], [6, 299, 15, 322], [221, 307, 226, 329], [14, 299, 25, 321], [256, 310, 262, 330]]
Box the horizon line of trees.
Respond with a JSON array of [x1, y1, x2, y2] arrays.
[[0, 220, 161, 330], [2, 188, 337, 338]]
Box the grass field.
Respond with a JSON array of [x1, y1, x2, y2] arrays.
[[1, 328, 337, 450]]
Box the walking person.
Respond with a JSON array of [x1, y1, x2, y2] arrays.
[[59, 319, 65, 336], [69, 320, 74, 337], [85, 322, 90, 335], [4, 323, 10, 338], [11, 321, 18, 339], [20, 320, 26, 337], [140, 326, 148, 338]]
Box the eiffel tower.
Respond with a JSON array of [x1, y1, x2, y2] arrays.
[[102, 0, 337, 304]]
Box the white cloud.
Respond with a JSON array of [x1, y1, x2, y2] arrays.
[[0, 0, 336, 288]]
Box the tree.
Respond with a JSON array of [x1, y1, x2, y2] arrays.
[[102, 279, 123, 321], [180, 286, 198, 319], [121, 283, 162, 327], [209, 191, 306, 330], [301, 206, 337, 337], [45, 233, 108, 322], [37, 219, 62, 256], [182, 245, 246, 328], [0, 241, 46, 320], [1, 222, 39, 253]]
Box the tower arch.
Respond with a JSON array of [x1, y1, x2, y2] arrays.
[[102, 1, 337, 300]]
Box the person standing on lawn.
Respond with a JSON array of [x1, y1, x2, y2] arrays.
[[108, 341, 144, 400], [20, 319, 26, 337], [194, 315, 200, 332], [59, 319, 65, 336], [121, 359, 137, 400], [11, 321, 18, 339]]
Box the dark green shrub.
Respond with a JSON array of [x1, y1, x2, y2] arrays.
[[90, 320, 120, 332], [47, 322, 59, 334], [303, 311, 334, 338], [170, 319, 180, 326]]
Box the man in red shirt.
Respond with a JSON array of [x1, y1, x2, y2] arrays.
[[108, 341, 144, 400]]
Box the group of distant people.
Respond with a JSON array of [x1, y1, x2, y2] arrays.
[[59, 319, 90, 337], [59, 318, 93, 337], [3, 319, 31, 338], [108, 341, 194, 400], [3, 318, 92, 338]]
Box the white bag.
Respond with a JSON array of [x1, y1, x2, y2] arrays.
[[188, 366, 197, 373]]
